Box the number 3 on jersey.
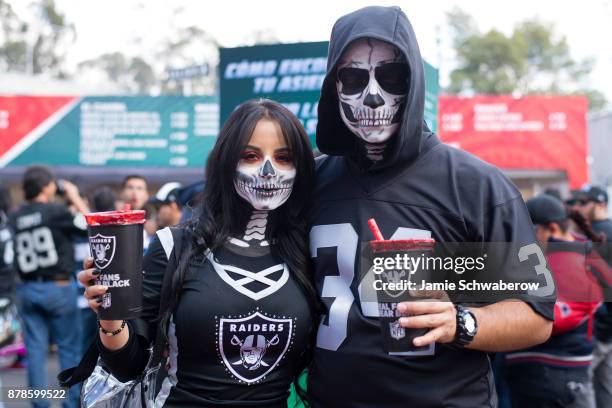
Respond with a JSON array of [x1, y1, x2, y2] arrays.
[[311, 223, 554, 352], [15, 227, 59, 273], [310, 223, 431, 351]]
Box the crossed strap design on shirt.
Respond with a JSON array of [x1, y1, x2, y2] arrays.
[[206, 252, 289, 301]]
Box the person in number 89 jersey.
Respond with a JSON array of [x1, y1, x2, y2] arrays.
[[9, 166, 89, 408]]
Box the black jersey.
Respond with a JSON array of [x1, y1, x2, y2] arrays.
[[592, 219, 612, 265], [591, 219, 612, 342], [0, 214, 14, 296], [9, 202, 87, 279], [99, 228, 313, 407], [308, 6, 555, 408]]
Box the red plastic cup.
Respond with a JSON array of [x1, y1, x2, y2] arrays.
[[370, 238, 435, 355], [85, 206, 145, 320]]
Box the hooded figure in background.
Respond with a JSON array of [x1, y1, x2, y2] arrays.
[[308, 6, 556, 407]]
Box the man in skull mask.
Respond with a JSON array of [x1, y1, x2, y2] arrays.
[[309, 6, 555, 407]]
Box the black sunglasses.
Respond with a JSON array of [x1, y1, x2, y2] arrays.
[[337, 63, 410, 95]]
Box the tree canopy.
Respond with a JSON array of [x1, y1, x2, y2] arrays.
[[447, 7, 607, 111], [0, 0, 74, 77]]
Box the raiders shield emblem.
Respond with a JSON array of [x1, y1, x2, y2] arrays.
[[89, 234, 116, 270], [381, 268, 409, 298], [389, 319, 405, 340], [219, 311, 293, 384]]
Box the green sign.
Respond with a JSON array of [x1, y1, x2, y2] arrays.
[[424, 61, 439, 133], [220, 42, 328, 146], [219, 42, 439, 145], [6, 96, 219, 168]]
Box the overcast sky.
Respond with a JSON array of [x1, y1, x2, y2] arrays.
[[31, 0, 612, 104]]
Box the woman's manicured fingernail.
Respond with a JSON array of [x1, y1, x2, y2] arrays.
[[92, 268, 101, 276], [96, 297, 102, 303]]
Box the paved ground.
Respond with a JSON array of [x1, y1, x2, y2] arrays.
[[0, 353, 64, 408]]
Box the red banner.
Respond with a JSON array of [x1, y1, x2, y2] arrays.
[[438, 95, 588, 188], [0, 96, 76, 164]]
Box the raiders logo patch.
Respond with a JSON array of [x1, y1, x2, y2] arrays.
[[216, 309, 295, 384], [380, 269, 410, 298], [89, 234, 116, 270]]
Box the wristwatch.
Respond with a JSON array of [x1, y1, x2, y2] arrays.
[[451, 305, 478, 348]]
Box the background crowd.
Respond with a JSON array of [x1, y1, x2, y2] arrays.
[[0, 167, 202, 407], [1, 166, 612, 407]]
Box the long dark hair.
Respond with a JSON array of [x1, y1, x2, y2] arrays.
[[160, 99, 319, 404], [568, 208, 607, 243]]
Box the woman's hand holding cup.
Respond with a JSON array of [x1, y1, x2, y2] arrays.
[[78, 257, 123, 331]]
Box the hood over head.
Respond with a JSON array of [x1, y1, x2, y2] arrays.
[[317, 6, 428, 171]]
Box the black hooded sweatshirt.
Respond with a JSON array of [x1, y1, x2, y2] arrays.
[[308, 6, 555, 408]]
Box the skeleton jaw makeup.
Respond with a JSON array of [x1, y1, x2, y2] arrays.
[[229, 210, 270, 247], [364, 143, 386, 161], [234, 158, 296, 211], [336, 38, 408, 145]]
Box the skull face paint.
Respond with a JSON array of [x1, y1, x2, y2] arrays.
[[234, 119, 296, 211], [235, 159, 295, 210], [336, 38, 409, 143]]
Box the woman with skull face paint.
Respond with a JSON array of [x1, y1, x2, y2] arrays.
[[78, 99, 318, 407]]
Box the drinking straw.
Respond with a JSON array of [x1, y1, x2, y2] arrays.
[[368, 218, 385, 241]]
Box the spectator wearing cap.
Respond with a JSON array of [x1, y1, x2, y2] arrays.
[[566, 189, 584, 210], [503, 194, 609, 408], [176, 181, 204, 223], [575, 186, 612, 249], [575, 186, 612, 408], [150, 182, 182, 229]]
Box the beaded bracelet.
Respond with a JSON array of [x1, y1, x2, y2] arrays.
[[98, 320, 126, 337]]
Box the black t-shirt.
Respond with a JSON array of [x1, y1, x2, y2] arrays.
[[591, 218, 612, 342], [593, 219, 612, 240], [307, 142, 555, 408], [99, 228, 313, 407], [0, 216, 15, 296], [592, 219, 612, 264], [9, 202, 87, 279]]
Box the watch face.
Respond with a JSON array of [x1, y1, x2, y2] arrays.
[[464, 312, 476, 335]]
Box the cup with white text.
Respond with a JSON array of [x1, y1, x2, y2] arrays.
[[85, 204, 145, 320]]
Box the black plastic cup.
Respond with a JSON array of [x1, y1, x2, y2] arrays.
[[85, 206, 145, 320], [370, 238, 436, 356]]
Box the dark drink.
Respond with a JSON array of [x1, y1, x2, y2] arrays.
[[370, 238, 435, 356], [85, 206, 145, 320]]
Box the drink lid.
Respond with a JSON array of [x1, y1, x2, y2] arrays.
[[85, 204, 145, 226], [369, 238, 435, 253]]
